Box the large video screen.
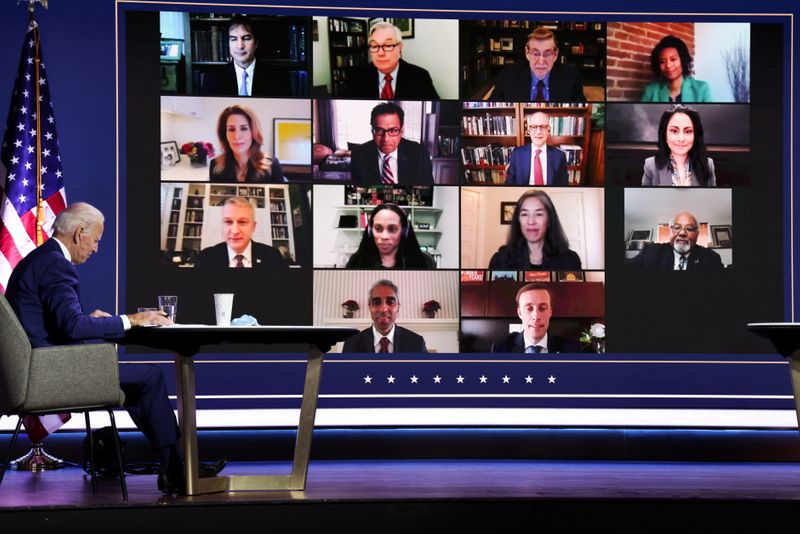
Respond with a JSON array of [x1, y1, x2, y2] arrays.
[[122, 6, 791, 428]]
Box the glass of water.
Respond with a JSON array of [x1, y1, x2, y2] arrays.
[[157, 295, 178, 322]]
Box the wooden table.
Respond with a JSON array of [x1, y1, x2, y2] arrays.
[[123, 325, 357, 495]]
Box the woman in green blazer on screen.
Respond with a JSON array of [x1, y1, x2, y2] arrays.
[[641, 35, 711, 103]]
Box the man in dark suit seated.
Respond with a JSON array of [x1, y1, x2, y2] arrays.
[[350, 102, 434, 185], [505, 111, 569, 186], [491, 283, 581, 354], [628, 211, 724, 271], [490, 26, 585, 103], [195, 196, 287, 269], [342, 279, 428, 353], [4, 202, 224, 493], [200, 15, 290, 97], [339, 21, 439, 99]]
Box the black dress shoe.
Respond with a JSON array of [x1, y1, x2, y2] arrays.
[[157, 469, 185, 494], [157, 445, 185, 494], [199, 459, 227, 478]]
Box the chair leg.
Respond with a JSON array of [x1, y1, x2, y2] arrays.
[[85, 412, 98, 494], [108, 410, 128, 502], [0, 416, 23, 486]]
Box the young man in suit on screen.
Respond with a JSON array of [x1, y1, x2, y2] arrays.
[[342, 279, 428, 353], [339, 21, 439, 99], [505, 111, 569, 186], [491, 283, 581, 354]]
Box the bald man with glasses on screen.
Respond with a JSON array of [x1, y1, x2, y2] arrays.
[[339, 22, 439, 99], [490, 26, 585, 103], [504, 111, 569, 185], [628, 211, 724, 271], [350, 102, 435, 185]]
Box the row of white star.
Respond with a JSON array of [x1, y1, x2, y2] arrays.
[[362, 374, 558, 384]]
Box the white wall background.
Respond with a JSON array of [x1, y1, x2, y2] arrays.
[[462, 187, 605, 270], [311, 17, 459, 99], [160, 96, 311, 164], [694, 23, 750, 102]]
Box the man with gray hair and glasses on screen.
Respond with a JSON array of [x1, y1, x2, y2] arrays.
[[339, 21, 439, 99], [628, 210, 724, 270]]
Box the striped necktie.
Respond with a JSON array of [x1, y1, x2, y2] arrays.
[[382, 154, 395, 184], [239, 70, 249, 96], [380, 73, 394, 99]]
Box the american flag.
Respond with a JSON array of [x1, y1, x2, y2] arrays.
[[0, 24, 69, 442]]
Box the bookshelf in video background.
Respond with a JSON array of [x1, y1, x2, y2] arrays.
[[460, 102, 593, 185], [332, 185, 443, 267], [459, 20, 606, 101], [327, 16, 369, 97], [173, 13, 309, 96]]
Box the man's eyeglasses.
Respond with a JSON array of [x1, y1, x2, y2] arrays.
[[369, 44, 400, 53], [527, 49, 556, 61], [527, 124, 550, 132], [670, 224, 699, 234], [372, 127, 402, 136]]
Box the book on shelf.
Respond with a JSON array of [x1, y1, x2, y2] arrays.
[[460, 144, 514, 166], [464, 168, 506, 184], [437, 135, 461, 157], [567, 169, 582, 185], [461, 114, 516, 136], [557, 144, 582, 166], [548, 115, 585, 136]]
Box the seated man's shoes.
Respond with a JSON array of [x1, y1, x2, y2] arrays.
[[157, 445, 185, 494], [199, 459, 227, 478]]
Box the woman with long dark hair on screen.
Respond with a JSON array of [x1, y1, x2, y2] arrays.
[[642, 104, 716, 187], [209, 104, 283, 183], [641, 35, 711, 103], [489, 189, 582, 270], [346, 203, 436, 269]]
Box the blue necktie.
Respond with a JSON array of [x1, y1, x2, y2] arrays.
[[525, 345, 544, 354], [239, 70, 249, 96]]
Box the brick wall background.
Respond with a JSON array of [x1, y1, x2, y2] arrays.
[[606, 22, 695, 101]]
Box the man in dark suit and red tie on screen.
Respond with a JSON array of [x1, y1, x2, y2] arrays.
[[195, 196, 287, 269], [342, 279, 428, 354], [505, 111, 569, 186], [490, 26, 585, 103], [201, 15, 289, 97], [491, 283, 581, 354], [350, 102, 435, 185], [4, 202, 225, 493], [339, 21, 439, 99], [628, 211, 724, 271]]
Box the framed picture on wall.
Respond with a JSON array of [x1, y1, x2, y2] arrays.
[[501, 202, 516, 224], [273, 118, 311, 165], [160, 141, 180, 169], [387, 18, 414, 38], [711, 225, 733, 248]]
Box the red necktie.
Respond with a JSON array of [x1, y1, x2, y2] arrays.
[[379, 337, 390, 353], [533, 149, 543, 185], [380, 74, 394, 99], [234, 254, 245, 268]]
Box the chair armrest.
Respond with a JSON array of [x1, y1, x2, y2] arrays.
[[24, 343, 125, 413]]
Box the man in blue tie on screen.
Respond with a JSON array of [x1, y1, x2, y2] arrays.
[[490, 26, 585, 103], [491, 283, 581, 353], [5, 202, 225, 493], [201, 15, 289, 97]]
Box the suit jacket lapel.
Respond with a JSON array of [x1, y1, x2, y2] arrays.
[[512, 332, 525, 353], [546, 146, 557, 184]]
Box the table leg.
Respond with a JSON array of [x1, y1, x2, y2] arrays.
[[288, 345, 324, 489], [175, 353, 201, 495], [789, 351, 800, 428]]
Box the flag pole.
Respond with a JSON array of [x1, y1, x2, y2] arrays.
[[8, 0, 65, 473]]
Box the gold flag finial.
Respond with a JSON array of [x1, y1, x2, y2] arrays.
[[17, 0, 48, 25]]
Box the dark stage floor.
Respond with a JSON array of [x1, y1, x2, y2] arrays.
[[2, 460, 800, 531]]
